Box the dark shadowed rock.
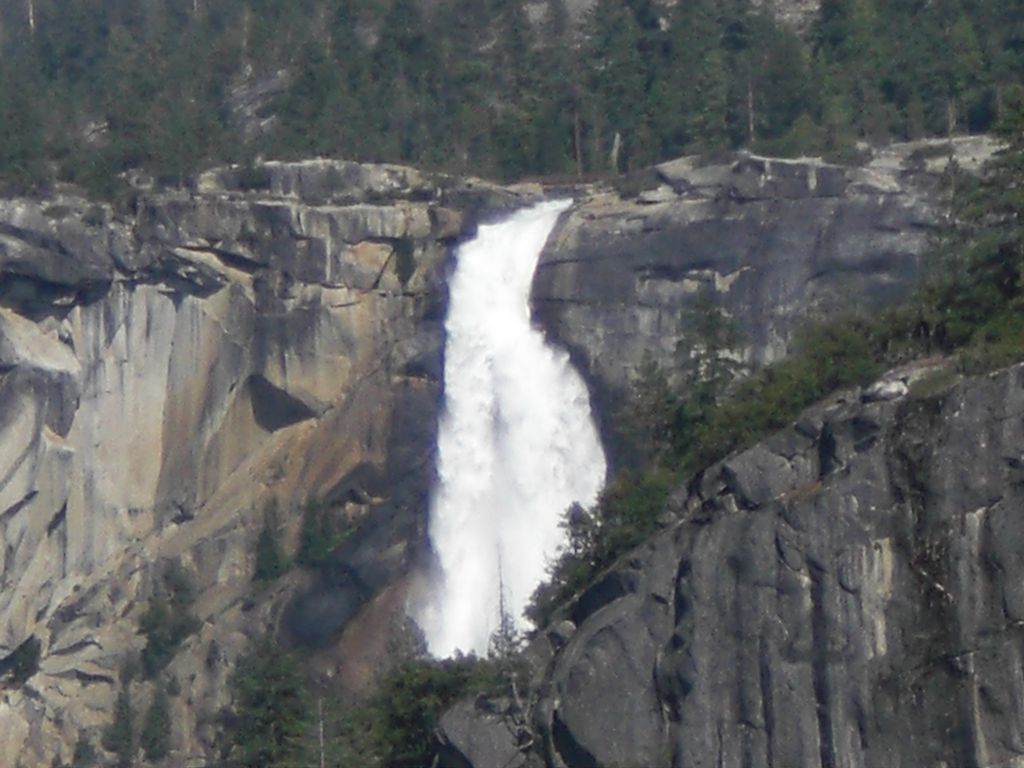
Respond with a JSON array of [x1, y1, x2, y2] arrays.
[[534, 533, 677, 768]]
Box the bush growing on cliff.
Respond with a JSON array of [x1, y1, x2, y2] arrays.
[[616, 294, 743, 469], [615, 353, 677, 466], [139, 564, 200, 677], [682, 317, 888, 472], [141, 687, 171, 761], [101, 686, 133, 768], [254, 503, 289, 582], [528, 469, 675, 626], [296, 499, 358, 570]]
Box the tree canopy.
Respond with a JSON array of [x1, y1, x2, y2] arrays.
[[0, 0, 1021, 196]]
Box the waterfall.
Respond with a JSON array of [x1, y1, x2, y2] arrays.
[[416, 200, 607, 658]]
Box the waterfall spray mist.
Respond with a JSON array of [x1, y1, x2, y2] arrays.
[[415, 200, 606, 658]]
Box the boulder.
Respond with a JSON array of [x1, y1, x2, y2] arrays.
[[438, 699, 528, 768]]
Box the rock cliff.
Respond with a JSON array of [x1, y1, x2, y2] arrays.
[[520, 358, 1024, 768], [439, 138, 1020, 768], [533, 137, 998, 460], [0, 160, 534, 766]]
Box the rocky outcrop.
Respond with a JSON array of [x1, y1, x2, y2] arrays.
[[521, 358, 1024, 768], [554, 0, 821, 33], [438, 698, 529, 768], [752, 0, 823, 34], [0, 160, 534, 767], [533, 137, 999, 458]]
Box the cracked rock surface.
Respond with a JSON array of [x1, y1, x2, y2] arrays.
[[524, 360, 1024, 768]]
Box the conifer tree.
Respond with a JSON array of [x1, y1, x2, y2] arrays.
[[101, 687, 134, 768], [254, 504, 287, 581], [141, 687, 171, 761], [229, 638, 312, 768], [0, 46, 46, 192], [584, 0, 648, 171]]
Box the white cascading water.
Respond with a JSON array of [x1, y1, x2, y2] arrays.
[[416, 200, 607, 658]]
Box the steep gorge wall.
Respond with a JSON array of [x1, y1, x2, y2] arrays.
[[0, 161, 534, 766]]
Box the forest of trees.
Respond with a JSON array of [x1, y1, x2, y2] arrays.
[[0, 0, 1022, 197]]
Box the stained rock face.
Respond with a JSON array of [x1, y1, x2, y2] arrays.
[[0, 161, 532, 766], [525, 361, 1024, 768]]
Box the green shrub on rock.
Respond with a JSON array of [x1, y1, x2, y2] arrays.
[[139, 565, 200, 677], [141, 687, 171, 761], [101, 687, 133, 768], [254, 503, 289, 582]]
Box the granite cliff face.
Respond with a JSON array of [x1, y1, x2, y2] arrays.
[[0, 160, 534, 766], [516, 358, 1024, 768]]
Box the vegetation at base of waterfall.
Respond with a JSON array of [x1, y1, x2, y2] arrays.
[[0, 0, 1022, 197], [138, 562, 201, 677], [529, 98, 1024, 627], [221, 623, 526, 768], [223, 637, 311, 768]]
